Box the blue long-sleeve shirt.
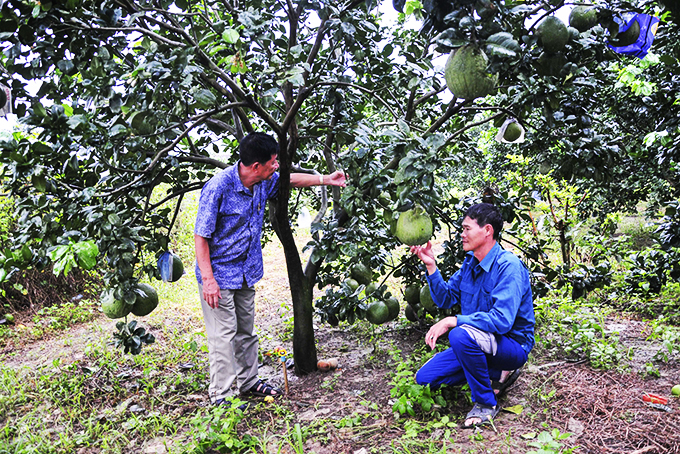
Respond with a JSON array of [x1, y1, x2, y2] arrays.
[[194, 163, 279, 289], [426, 242, 535, 354]]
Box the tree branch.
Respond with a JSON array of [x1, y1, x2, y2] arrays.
[[316, 81, 399, 121]]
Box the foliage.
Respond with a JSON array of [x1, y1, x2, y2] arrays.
[[526, 428, 575, 454], [112, 319, 156, 355], [390, 353, 446, 417], [1, 0, 680, 367]]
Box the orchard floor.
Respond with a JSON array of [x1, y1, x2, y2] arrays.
[[2, 236, 680, 454]]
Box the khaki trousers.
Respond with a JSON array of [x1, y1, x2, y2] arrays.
[[198, 281, 259, 402]]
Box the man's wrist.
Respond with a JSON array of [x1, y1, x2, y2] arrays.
[[319, 175, 324, 185]]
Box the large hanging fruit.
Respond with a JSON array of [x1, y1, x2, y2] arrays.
[[444, 45, 498, 101]]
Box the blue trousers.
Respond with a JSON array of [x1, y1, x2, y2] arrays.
[[415, 327, 528, 407]]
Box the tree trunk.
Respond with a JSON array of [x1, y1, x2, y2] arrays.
[[272, 103, 318, 375]]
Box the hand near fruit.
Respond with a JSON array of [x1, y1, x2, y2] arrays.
[[410, 241, 437, 275], [425, 316, 458, 350]]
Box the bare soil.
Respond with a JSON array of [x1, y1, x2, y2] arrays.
[[2, 237, 680, 454]]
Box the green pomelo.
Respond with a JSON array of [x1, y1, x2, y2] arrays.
[[131, 283, 159, 317], [420, 285, 437, 313], [395, 208, 433, 246], [569, 6, 598, 32], [366, 301, 390, 325], [378, 192, 391, 207], [170, 253, 184, 281], [404, 284, 421, 306], [345, 278, 360, 292], [503, 122, 523, 142], [385, 296, 400, 320], [672, 384, 680, 397], [536, 52, 567, 77], [610, 19, 640, 47], [537, 16, 569, 53], [567, 26, 581, 42], [444, 45, 497, 100], [365, 282, 378, 296], [405, 304, 419, 322], [350, 263, 372, 285], [101, 289, 131, 319], [4, 313, 14, 324]]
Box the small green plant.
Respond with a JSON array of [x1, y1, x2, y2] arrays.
[[112, 320, 156, 355], [526, 428, 575, 453], [188, 404, 257, 453], [390, 362, 446, 416], [643, 362, 661, 378]]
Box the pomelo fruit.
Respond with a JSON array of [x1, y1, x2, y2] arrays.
[[404, 284, 421, 306], [610, 19, 640, 47], [567, 26, 580, 42], [537, 16, 569, 53], [158, 251, 184, 282], [569, 6, 598, 32], [420, 284, 437, 314], [385, 296, 400, 320], [405, 304, 419, 322], [350, 263, 372, 285], [536, 52, 567, 77], [4, 313, 14, 324], [503, 122, 523, 142], [101, 289, 131, 319], [365, 282, 378, 296], [444, 45, 497, 100], [366, 301, 390, 325], [672, 384, 680, 396], [395, 207, 433, 246], [345, 278, 360, 292], [131, 283, 159, 316]]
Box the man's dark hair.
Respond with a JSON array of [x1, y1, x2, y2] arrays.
[[239, 132, 278, 166], [464, 203, 503, 240]]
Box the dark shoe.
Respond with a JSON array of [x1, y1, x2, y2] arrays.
[[491, 368, 522, 398], [214, 397, 250, 411], [243, 379, 283, 398], [462, 403, 500, 429]]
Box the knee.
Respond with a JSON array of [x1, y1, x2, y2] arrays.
[[415, 367, 431, 386], [448, 326, 473, 348]]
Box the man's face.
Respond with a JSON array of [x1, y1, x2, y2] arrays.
[[256, 154, 279, 180], [461, 216, 490, 252]]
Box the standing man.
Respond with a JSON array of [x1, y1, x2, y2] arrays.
[[410, 203, 535, 428], [194, 132, 346, 407]]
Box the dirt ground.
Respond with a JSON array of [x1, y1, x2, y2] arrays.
[[2, 236, 680, 453]]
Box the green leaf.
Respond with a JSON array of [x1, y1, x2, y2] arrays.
[[222, 29, 240, 44], [73, 240, 99, 269], [503, 404, 523, 414]]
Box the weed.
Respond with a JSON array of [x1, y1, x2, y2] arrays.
[[526, 428, 576, 453], [643, 362, 661, 378], [390, 361, 446, 417]]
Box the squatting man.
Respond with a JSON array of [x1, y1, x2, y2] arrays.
[[410, 203, 535, 428], [194, 132, 346, 408]]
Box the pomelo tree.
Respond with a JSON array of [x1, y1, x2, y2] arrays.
[[0, 0, 678, 373]]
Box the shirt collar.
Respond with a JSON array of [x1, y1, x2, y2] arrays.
[[478, 242, 501, 272], [228, 161, 251, 194]]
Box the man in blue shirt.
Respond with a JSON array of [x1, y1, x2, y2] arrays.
[[410, 203, 535, 428], [194, 132, 346, 407]]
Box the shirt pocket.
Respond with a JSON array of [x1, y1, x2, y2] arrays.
[[460, 281, 493, 314]]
